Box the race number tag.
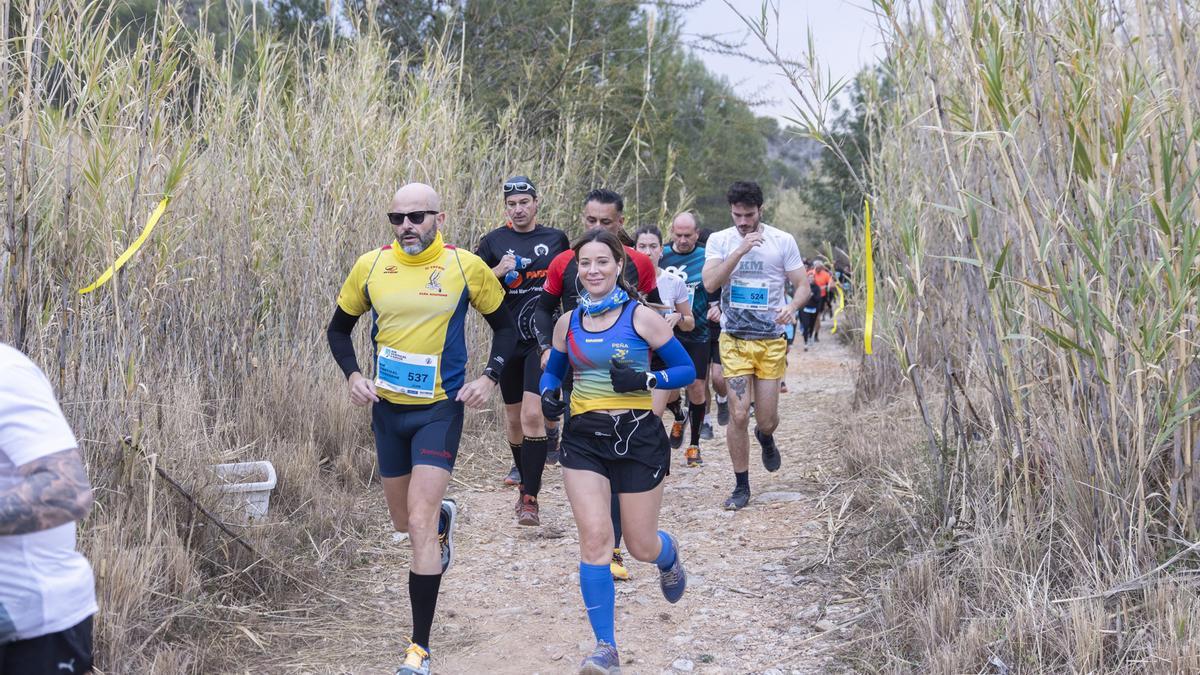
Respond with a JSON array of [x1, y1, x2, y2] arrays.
[[376, 347, 438, 398], [729, 280, 769, 310]]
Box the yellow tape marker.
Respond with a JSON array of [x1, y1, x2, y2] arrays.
[[79, 197, 169, 295], [831, 282, 846, 333], [863, 198, 874, 355]]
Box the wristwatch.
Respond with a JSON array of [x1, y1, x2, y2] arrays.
[[483, 367, 501, 383], [646, 372, 658, 390]]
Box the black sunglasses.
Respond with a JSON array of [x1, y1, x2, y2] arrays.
[[503, 181, 535, 194], [387, 210, 439, 226]]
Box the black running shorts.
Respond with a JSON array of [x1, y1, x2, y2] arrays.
[[560, 410, 670, 493], [499, 340, 543, 405], [371, 398, 464, 477], [0, 615, 93, 675]]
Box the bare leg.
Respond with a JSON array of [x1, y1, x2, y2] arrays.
[[617, 484, 667, 563], [725, 375, 754, 472], [563, 468, 616, 565], [406, 465, 452, 574]]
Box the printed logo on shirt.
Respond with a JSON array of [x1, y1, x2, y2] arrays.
[[534, 243, 550, 257], [425, 270, 443, 293], [384, 265, 398, 274]]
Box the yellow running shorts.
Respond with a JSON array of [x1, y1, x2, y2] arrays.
[[718, 333, 788, 380]]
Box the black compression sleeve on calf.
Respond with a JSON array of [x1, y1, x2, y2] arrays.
[[689, 401, 706, 446], [520, 436, 549, 497], [509, 442, 523, 483], [408, 571, 442, 650], [482, 305, 518, 376], [326, 306, 362, 378], [534, 290, 560, 352]]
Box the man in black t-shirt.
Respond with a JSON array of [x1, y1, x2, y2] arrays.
[[475, 176, 570, 528]]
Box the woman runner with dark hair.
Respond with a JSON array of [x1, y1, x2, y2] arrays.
[[540, 229, 695, 674]]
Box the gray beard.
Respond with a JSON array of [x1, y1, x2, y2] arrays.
[[401, 228, 438, 255]]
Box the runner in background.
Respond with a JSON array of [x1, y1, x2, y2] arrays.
[[633, 225, 694, 429], [696, 228, 727, 442], [475, 176, 570, 526], [799, 263, 823, 350], [810, 259, 833, 341], [658, 213, 713, 467]]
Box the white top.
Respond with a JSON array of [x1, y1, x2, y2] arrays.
[[705, 223, 804, 339], [0, 345, 97, 643], [654, 270, 691, 314]]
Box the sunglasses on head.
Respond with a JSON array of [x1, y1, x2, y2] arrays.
[[503, 181, 534, 195], [387, 210, 439, 226]]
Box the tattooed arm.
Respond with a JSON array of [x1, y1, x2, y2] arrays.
[[0, 447, 93, 536]]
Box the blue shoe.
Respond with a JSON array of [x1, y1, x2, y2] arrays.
[[658, 533, 687, 604], [579, 641, 621, 674], [438, 498, 457, 573], [699, 420, 714, 440]]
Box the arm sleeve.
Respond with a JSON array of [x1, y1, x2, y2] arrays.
[[326, 306, 362, 378], [0, 355, 78, 465], [535, 290, 560, 352], [482, 304, 517, 375], [539, 348, 568, 393], [649, 337, 696, 390]]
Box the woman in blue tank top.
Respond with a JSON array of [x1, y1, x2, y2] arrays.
[[539, 229, 697, 673]]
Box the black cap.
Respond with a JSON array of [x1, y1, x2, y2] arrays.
[[503, 175, 537, 197]]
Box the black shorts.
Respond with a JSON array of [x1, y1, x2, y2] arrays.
[[499, 340, 543, 405], [709, 335, 722, 365], [650, 341, 709, 381], [0, 615, 93, 675], [371, 398, 464, 477], [560, 410, 670, 493]]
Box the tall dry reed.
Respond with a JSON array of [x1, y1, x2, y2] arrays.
[[1, 2, 623, 671], [836, 1, 1200, 671]]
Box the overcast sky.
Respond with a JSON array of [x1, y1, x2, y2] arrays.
[[682, 0, 886, 125]]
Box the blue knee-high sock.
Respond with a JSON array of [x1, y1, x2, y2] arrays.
[[579, 562, 616, 647], [653, 530, 677, 570]]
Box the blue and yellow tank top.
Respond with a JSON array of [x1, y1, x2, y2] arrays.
[[566, 301, 652, 414]]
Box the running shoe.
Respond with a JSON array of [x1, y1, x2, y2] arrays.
[[699, 420, 714, 440], [749, 402, 756, 418], [504, 464, 521, 486], [685, 446, 703, 468], [716, 399, 729, 426], [668, 420, 685, 449], [545, 448, 560, 466], [438, 498, 457, 573], [724, 485, 750, 510], [579, 641, 621, 675], [517, 494, 540, 526], [756, 428, 781, 472], [658, 533, 687, 603], [610, 548, 630, 580], [780, 380, 789, 393], [396, 643, 430, 675]]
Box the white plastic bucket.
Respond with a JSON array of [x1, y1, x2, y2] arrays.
[[211, 461, 277, 525]]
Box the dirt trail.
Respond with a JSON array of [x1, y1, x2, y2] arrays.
[[246, 322, 860, 674]]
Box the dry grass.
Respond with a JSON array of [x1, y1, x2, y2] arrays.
[[1, 2, 623, 671]]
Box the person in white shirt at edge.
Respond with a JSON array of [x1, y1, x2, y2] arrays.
[[0, 344, 97, 674], [633, 225, 695, 420], [701, 181, 810, 511]]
